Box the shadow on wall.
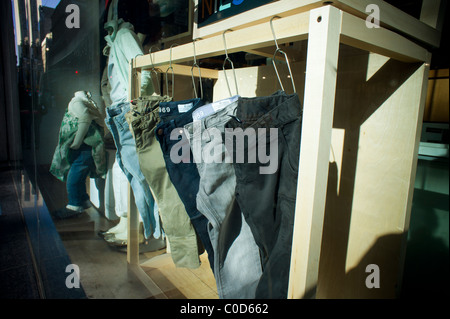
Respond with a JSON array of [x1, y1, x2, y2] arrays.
[[316, 161, 449, 299], [314, 45, 427, 298]]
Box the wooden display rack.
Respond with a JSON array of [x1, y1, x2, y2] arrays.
[[126, 0, 444, 298]]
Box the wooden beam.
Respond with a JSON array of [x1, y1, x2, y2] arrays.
[[126, 59, 140, 265], [128, 59, 134, 100], [395, 57, 432, 297], [245, 45, 305, 62], [332, 0, 442, 48], [193, 0, 441, 47], [127, 184, 140, 265], [148, 63, 219, 80], [126, 58, 140, 265], [193, 0, 323, 39], [135, 11, 311, 69], [340, 12, 430, 63], [136, 5, 432, 74], [288, 5, 342, 299]]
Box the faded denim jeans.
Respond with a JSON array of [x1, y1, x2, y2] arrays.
[[184, 99, 262, 299], [105, 101, 160, 239]]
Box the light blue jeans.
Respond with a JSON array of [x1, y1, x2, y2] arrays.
[[184, 100, 262, 298], [105, 101, 160, 239]]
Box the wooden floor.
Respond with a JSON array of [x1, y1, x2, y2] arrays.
[[141, 252, 218, 299], [36, 164, 218, 299], [55, 209, 217, 299]]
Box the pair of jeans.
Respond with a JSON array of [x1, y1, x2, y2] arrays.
[[129, 95, 201, 269], [225, 91, 302, 298], [105, 101, 160, 239], [155, 98, 215, 270], [66, 143, 95, 207], [184, 99, 263, 299]]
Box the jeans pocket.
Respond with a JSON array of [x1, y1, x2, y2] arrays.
[[279, 119, 301, 175]]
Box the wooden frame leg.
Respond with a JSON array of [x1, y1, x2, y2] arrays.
[[127, 183, 140, 265], [396, 59, 431, 297], [288, 5, 342, 299], [126, 185, 168, 298], [127, 59, 140, 266]]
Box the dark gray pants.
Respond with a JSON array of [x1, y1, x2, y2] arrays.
[[225, 91, 303, 298]]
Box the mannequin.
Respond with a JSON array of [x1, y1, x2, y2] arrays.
[[67, 91, 102, 211], [99, 64, 132, 242], [50, 91, 107, 219], [99, 0, 162, 248]]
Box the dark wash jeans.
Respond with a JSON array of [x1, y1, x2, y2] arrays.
[[225, 91, 303, 298], [67, 143, 94, 206], [155, 98, 215, 270]]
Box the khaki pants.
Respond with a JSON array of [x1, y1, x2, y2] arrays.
[[127, 95, 201, 269]]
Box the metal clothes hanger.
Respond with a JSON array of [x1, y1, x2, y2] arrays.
[[130, 54, 143, 101], [148, 46, 162, 95], [132, 53, 143, 81], [165, 43, 178, 98], [222, 30, 239, 97], [270, 16, 297, 94], [191, 39, 204, 99]]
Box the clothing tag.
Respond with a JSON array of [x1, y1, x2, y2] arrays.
[[192, 95, 239, 121], [178, 103, 193, 113], [211, 99, 231, 112], [212, 95, 239, 112], [193, 104, 215, 121]]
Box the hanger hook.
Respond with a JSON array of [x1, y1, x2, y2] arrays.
[[191, 39, 203, 99], [165, 43, 178, 98], [132, 53, 143, 77], [270, 16, 297, 94], [192, 38, 199, 65], [148, 46, 161, 95], [270, 16, 281, 51], [222, 29, 231, 59], [148, 46, 159, 70], [222, 30, 239, 97]]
